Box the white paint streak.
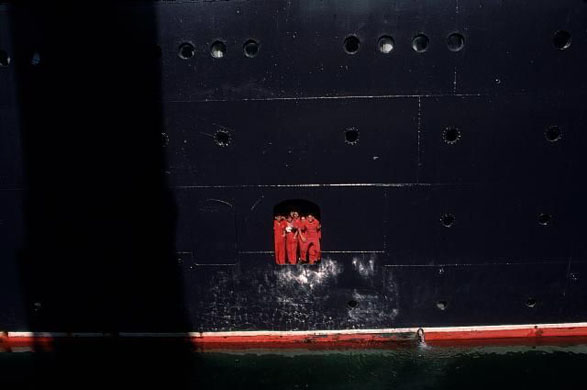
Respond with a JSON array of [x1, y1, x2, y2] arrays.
[[453, 66, 458, 94], [250, 196, 264, 211], [175, 182, 446, 190], [8, 322, 587, 339], [170, 93, 484, 104], [352, 256, 375, 278], [417, 97, 423, 170], [189, 322, 587, 338], [276, 258, 342, 290]]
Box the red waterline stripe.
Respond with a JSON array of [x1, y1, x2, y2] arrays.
[[3, 322, 587, 351]]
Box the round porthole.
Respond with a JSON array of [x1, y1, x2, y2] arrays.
[[343, 35, 361, 54], [178, 42, 195, 59], [210, 41, 227, 59], [412, 34, 429, 53]]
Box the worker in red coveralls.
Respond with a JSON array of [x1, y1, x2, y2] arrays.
[[285, 215, 298, 264], [304, 213, 321, 264], [273, 215, 286, 264], [292, 211, 307, 262]]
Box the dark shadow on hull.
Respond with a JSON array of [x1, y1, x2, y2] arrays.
[[274, 199, 321, 219], [6, 3, 193, 388]]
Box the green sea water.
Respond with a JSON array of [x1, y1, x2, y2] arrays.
[[1, 341, 585, 389]]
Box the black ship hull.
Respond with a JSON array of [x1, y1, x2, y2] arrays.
[[1, 1, 587, 344]]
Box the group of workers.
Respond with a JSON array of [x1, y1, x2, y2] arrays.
[[273, 211, 322, 264]]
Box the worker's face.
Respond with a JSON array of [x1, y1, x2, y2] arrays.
[[287, 216, 292, 222], [307, 214, 314, 222], [293, 211, 299, 218]]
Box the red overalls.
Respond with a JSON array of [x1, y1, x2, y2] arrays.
[[285, 222, 298, 264], [294, 217, 307, 262], [304, 218, 321, 264], [273, 219, 286, 264]]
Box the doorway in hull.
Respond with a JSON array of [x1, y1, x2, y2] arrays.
[[273, 199, 322, 265]]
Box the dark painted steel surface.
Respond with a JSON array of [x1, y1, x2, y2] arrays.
[[0, 1, 586, 332]]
